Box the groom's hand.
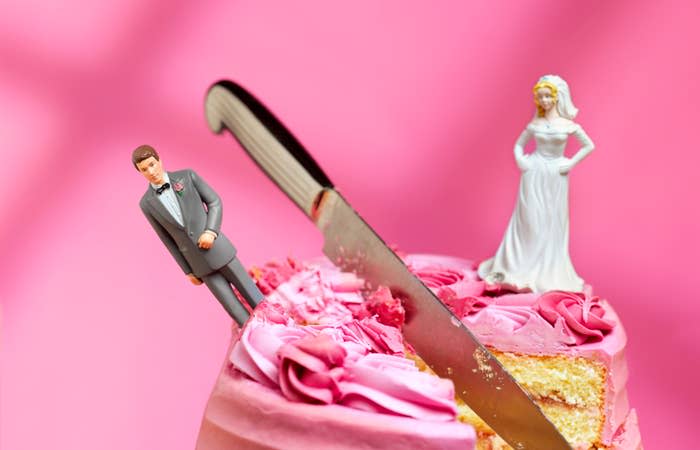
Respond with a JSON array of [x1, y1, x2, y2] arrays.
[[197, 230, 217, 249], [187, 273, 203, 285]]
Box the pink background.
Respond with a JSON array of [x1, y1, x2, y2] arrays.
[[1, 1, 697, 448]]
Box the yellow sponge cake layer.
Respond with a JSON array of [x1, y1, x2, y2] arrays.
[[492, 351, 606, 408]]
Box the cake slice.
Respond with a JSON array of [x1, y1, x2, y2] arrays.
[[407, 254, 642, 450]]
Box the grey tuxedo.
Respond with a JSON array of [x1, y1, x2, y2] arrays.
[[139, 169, 262, 325]]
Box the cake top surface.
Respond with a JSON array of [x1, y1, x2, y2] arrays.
[[233, 253, 626, 415], [404, 254, 626, 357], [253, 253, 626, 351]]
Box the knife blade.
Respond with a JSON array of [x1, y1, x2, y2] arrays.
[[204, 80, 572, 450]]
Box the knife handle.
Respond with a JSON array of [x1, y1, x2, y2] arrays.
[[205, 80, 333, 216]]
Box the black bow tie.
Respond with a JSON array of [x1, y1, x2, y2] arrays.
[[155, 182, 171, 195]]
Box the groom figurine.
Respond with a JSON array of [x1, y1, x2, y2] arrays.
[[132, 144, 263, 326]]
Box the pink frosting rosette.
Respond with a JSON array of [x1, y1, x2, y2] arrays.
[[230, 319, 309, 388], [535, 291, 616, 345], [413, 264, 466, 289], [407, 257, 486, 316], [278, 334, 348, 404], [339, 353, 458, 421]]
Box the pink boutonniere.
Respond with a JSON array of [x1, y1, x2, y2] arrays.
[[173, 181, 185, 196]]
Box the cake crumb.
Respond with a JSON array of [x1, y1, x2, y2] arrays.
[[473, 347, 495, 380]]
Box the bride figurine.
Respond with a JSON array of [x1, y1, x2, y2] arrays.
[[478, 75, 594, 293]]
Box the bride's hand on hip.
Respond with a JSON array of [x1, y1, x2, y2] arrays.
[[516, 154, 531, 172], [558, 158, 574, 175]]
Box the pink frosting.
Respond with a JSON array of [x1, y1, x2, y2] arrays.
[[231, 310, 458, 421], [264, 267, 359, 325], [407, 256, 485, 304], [339, 318, 405, 356], [362, 286, 406, 328], [230, 319, 309, 388], [610, 409, 643, 450], [198, 340, 476, 449], [339, 353, 459, 421], [536, 290, 616, 345], [278, 334, 347, 404], [250, 257, 303, 295]]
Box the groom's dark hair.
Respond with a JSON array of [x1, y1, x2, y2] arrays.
[[132, 145, 160, 169]]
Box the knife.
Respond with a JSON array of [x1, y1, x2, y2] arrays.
[[204, 80, 572, 450]]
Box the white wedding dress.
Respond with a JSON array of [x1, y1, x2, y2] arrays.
[[478, 121, 593, 293]]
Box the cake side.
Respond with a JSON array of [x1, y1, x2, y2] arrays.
[[196, 329, 476, 450]]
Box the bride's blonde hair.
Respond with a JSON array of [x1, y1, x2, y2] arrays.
[[532, 80, 558, 117]]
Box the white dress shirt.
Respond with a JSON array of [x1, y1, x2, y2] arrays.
[[151, 172, 184, 226]]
